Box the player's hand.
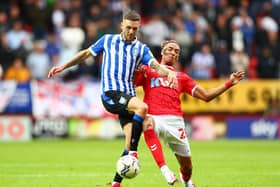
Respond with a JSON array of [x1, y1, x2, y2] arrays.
[[136, 65, 147, 77], [229, 70, 245, 85], [48, 66, 64, 78], [168, 71, 178, 89]]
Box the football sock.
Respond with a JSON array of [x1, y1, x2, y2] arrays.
[[113, 149, 128, 183], [144, 129, 166, 168], [122, 149, 129, 156], [130, 114, 143, 151], [113, 173, 123, 184], [180, 167, 191, 182], [187, 180, 194, 187]]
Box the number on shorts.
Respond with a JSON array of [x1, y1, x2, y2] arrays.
[[178, 128, 186, 139]]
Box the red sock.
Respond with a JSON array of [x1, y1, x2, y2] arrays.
[[180, 167, 188, 182], [144, 129, 166, 168]]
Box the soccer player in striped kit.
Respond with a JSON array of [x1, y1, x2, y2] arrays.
[[135, 40, 245, 186], [48, 10, 177, 187]]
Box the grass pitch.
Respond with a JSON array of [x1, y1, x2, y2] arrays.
[[0, 138, 279, 187]]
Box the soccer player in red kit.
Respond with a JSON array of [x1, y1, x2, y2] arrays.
[[135, 40, 245, 187]]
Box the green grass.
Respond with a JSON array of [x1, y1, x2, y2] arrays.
[[0, 138, 280, 187]]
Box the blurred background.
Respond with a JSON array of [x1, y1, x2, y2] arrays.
[[0, 0, 279, 141]]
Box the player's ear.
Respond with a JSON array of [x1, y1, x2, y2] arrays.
[[161, 48, 164, 56], [120, 21, 124, 30]]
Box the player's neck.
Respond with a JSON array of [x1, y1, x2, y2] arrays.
[[161, 61, 172, 67], [120, 32, 136, 43]]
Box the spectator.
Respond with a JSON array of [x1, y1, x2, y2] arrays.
[[51, 1, 65, 35], [0, 32, 14, 72], [87, 4, 102, 22], [95, 14, 117, 39], [257, 46, 279, 78], [141, 12, 171, 58], [190, 43, 215, 79], [23, 0, 49, 39], [184, 32, 204, 70], [58, 12, 85, 79], [8, 3, 21, 25], [26, 40, 50, 80], [60, 12, 85, 52], [45, 32, 60, 60], [171, 7, 192, 69], [231, 7, 255, 54], [230, 41, 249, 75], [0, 10, 8, 34], [214, 40, 231, 78], [79, 20, 101, 80], [4, 56, 30, 83], [6, 19, 32, 52], [214, 12, 231, 51]]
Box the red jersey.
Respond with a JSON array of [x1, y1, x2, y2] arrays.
[[135, 65, 197, 116]]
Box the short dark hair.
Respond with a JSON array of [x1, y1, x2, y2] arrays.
[[123, 10, 141, 21]]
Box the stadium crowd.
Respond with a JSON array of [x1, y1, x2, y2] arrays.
[[0, 0, 280, 82]]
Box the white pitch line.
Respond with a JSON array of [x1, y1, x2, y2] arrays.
[[0, 162, 112, 168], [0, 173, 112, 178]]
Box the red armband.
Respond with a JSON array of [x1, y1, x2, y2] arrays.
[[225, 80, 233, 88]]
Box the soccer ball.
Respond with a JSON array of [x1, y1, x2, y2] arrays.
[[116, 155, 140, 179]]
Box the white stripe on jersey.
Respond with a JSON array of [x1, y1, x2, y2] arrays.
[[138, 44, 145, 65], [125, 44, 133, 95], [103, 35, 110, 92], [118, 39, 125, 92], [109, 35, 119, 91]]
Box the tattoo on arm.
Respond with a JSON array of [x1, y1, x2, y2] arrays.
[[150, 61, 169, 76], [64, 49, 91, 69]]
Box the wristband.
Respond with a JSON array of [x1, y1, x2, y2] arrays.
[[225, 80, 233, 88]]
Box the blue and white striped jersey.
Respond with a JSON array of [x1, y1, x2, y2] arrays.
[[88, 34, 155, 96]]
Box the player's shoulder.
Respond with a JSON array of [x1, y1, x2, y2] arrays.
[[135, 39, 148, 47], [104, 33, 118, 37], [103, 33, 119, 40]]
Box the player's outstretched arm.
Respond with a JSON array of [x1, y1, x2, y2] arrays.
[[193, 70, 245, 102], [48, 49, 92, 78], [150, 60, 178, 88]]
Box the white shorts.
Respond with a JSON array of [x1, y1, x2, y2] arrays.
[[151, 115, 191, 157]]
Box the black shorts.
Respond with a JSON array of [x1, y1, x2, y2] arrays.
[[101, 91, 134, 127]]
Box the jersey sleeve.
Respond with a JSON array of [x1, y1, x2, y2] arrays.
[[88, 35, 105, 56], [141, 45, 156, 66], [180, 73, 197, 96]]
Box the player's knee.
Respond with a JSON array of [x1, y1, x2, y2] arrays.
[[143, 116, 155, 131], [136, 102, 148, 116]]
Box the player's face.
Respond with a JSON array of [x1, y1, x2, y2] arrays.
[[121, 19, 140, 42], [161, 43, 180, 66]]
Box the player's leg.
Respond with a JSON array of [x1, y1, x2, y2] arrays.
[[143, 116, 166, 167], [143, 115, 177, 185], [111, 122, 132, 187], [175, 155, 195, 187], [163, 116, 195, 187], [127, 96, 147, 154], [101, 91, 146, 155]]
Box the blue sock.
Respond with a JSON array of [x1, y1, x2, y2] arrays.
[[130, 114, 144, 151]]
